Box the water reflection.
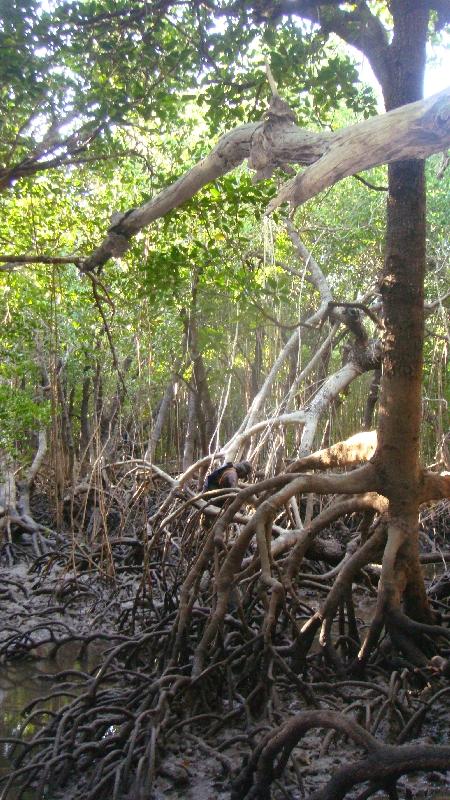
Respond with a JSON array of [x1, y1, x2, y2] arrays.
[[0, 641, 106, 799]]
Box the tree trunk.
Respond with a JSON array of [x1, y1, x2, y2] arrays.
[[251, 327, 264, 399], [0, 452, 17, 518], [363, 368, 381, 430], [182, 389, 197, 470], [145, 377, 176, 464], [57, 364, 75, 482], [80, 360, 91, 458], [372, 0, 433, 626], [181, 281, 216, 457]]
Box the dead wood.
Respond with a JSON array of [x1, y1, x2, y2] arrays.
[[287, 431, 378, 473], [22, 88, 444, 275], [268, 87, 450, 210]]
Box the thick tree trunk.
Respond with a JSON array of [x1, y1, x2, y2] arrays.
[[372, 0, 433, 627], [375, 157, 425, 501]]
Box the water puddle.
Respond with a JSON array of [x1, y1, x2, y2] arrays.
[[0, 641, 106, 799]]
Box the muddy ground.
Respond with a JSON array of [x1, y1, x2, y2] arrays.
[[1, 498, 450, 799]]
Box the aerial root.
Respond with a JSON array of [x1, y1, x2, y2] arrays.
[[289, 522, 387, 672], [0, 623, 125, 663], [0, 513, 61, 564], [232, 709, 450, 800], [353, 588, 450, 675], [191, 466, 376, 676], [1, 483, 449, 799], [1, 455, 447, 799], [0, 621, 289, 799], [284, 492, 386, 577], [396, 684, 450, 743], [385, 607, 450, 665]]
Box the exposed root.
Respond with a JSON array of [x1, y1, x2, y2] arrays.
[[191, 466, 375, 676], [1, 456, 449, 799], [290, 522, 387, 673], [232, 710, 450, 800]]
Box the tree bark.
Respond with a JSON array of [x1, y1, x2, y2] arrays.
[[180, 280, 216, 459], [79, 363, 91, 468], [76, 87, 449, 274], [182, 389, 198, 470], [363, 368, 381, 429], [145, 377, 177, 465], [370, 0, 433, 628]]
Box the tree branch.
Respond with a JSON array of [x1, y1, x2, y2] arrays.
[[268, 87, 450, 210], [0, 255, 82, 269], [247, 0, 390, 88], [22, 89, 447, 276], [287, 430, 378, 473]]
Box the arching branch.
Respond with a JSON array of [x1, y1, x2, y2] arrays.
[[233, 709, 450, 800], [268, 88, 450, 210], [59, 88, 449, 274]]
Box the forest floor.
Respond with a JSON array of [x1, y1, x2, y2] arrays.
[[1, 487, 450, 800]]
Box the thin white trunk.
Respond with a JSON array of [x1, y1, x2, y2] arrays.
[[298, 362, 362, 457], [145, 378, 176, 463]]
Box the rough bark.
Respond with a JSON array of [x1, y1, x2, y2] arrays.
[[268, 88, 449, 210], [363, 368, 381, 429], [369, 0, 433, 631], [75, 88, 449, 274]]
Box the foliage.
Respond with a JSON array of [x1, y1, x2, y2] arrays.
[[0, 0, 377, 188], [0, 0, 448, 467]]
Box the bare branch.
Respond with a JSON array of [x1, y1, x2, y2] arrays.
[[0, 255, 82, 267], [287, 430, 378, 473], [268, 88, 450, 210], [14, 89, 442, 276]]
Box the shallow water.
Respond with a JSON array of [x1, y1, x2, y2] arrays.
[[1, 558, 448, 800], [0, 642, 106, 800]]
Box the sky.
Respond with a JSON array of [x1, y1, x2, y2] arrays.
[[355, 35, 450, 105], [424, 37, 450, 96]]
